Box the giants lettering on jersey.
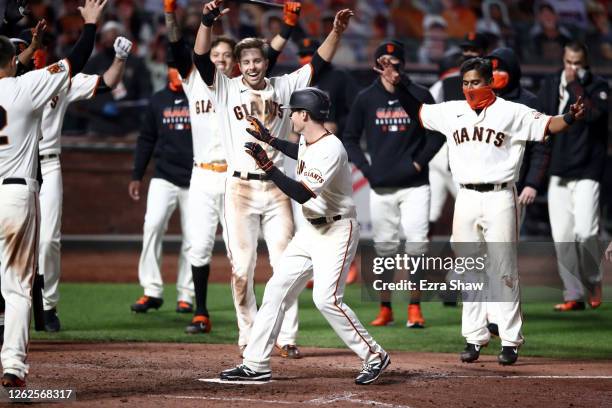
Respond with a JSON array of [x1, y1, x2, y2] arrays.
[[375, 105, 410, 133], [49, 95, 59, 109], [233, 100, 283, 121], [163, 106, 191, 131], [297, 160, 305, 175], [195, 99, 214, 114], [452, 126, 506, 147]]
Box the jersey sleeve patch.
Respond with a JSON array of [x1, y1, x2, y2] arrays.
[[47, 61, 66, 74]]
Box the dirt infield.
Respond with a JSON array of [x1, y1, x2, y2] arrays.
[[8, 342, 610, 407]]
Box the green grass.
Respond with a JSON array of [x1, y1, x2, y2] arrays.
[[31, 283, 612, 359]]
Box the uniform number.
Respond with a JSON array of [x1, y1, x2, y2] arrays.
[[0, 106, 7, 146]]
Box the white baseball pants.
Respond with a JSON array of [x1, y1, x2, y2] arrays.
[[243, 218, 386, 372], [0, 182, 39, 380], [428, 144, 457, 223], [453, 186, 524, 348], [39, 156, 62, 311], [224, 176, 297, 348], [370, 185, 430, 256], [138, 178, 193, 302], [187, 167, 228, 267], [548, 176, 602, 301]]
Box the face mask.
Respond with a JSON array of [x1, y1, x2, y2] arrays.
[[463, 86, 496, 110], [492, 71, 509, 90], [167, 68, 182, 92], [33, 49, 47, 70]]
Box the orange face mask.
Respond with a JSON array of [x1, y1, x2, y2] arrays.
[[33, 49, 47, 70], [299, 55, 312, 67], [492, 71, 510, 90], [167, 68, 182, 92], [463, 86, 496, 110]]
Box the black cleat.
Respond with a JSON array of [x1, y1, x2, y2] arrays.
[[2, 373, 25, 387], [498, 346, 519, 365], [487, 323, 499, 337], [355, 353, 391, 385], [176, 301, 193, 314], [43, 308, 61, 332], [130, 296, 163, 313], [220, 365, 271, 382], [460, 343, 482, 363]]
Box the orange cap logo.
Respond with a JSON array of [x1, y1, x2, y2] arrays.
[[303, 39, 311, 47], [491, 58, 499, 69], [386, 44, 395, 54]]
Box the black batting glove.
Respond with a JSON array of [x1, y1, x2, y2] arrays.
[[246, 115, 275, 145], [244, 142, 273, 172]]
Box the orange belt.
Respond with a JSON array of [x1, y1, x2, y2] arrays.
[[195, 162, 228, 173]]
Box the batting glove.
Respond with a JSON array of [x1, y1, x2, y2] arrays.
[[114, 36, 132, 60], [164, 0, 177, 13], [244, 142, 273, 172], [246, 115, 275, 145], [283, 1, 301, 27]]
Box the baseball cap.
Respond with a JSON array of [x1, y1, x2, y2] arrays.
[[459, 32, 489, 51], [297, 37, 321, 57], [374, 39, 405, 63]]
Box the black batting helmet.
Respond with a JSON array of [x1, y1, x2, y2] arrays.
[[281, 87, 330, 121]]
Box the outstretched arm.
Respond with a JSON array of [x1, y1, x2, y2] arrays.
[[546, 96, 585, 134], [100, 37, 131, 89], [65, 0, 107, 76], [266, 1, 301, 74], [245, 115, 299, 159], [193, 0, 228, 85], [164, 0, 193, 78], [307, 9, 353, 84], [17, 19, 46, 68]]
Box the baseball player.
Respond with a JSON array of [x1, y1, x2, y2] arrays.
[[129, 66, 195, 316], [193, 0, 353, 356], [38, 36, 132, 332], [382, 56, 585, 365], [164, 0, 299, 335], [344, 40, 445, 329], [220, 89, 390, 384], [0, 0, 106, 387], [538, 41, 608, 312]]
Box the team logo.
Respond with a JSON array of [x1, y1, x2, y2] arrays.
[[491, 59, 499, 69], [303, 38, 311, 47], [530, 111, 543, 119], [47, 62, 66, 74], [386, 44, 395, 54], [303, 168, 324, 184]]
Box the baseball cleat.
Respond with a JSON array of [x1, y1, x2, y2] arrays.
[[185, 315, 211, 334], [130, 296, 163, 313], [406, 304, 425, 329], [1, 373, 25, 388], [588, 283, 602, 309], [487, 323, 499, 337], [553, 300, 585, 312], [498, 346, 519, 365], [371, 306, 394, 326], [176, 301, 193, 314], [460, 343, 482, 363], [345, 262, 358, 285], [220, 365, 271, 382], [355, 353, 391, 385], [276, 344, 302, 359], [43, 308, 61, 332]]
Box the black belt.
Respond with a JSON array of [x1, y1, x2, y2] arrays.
[[232, 171, 269, 181], [2, 178, 26, 185], [308, 215, 342, 225], [460, 182, 508, 192], [39, 154, 59, 161]]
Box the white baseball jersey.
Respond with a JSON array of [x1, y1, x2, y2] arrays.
[[419, 97, 552, 184], [40, 73, 101, 155], [208, 64, 313, 173], [181, 67, 224, 163], [0, 59, 72, 180], [296, 134, 356, 219]]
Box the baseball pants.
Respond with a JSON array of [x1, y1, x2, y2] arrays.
[[243, 218, 386, 372], [38, 156, 62, 311], [453, 186, 524, 348], [224, 176, 297, 348], [138, 178, 193, 302], [187, 167, 228, 267], [548, 176, 602, 301], [0, 181, 39, 380], [428, 144, 457, 223]]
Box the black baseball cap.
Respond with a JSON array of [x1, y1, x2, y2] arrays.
[[459, 32, 489, 51]]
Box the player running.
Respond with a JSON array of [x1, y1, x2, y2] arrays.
[[219, 88, 390, 385]]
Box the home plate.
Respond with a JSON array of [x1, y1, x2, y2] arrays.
[[199, 378, 273, 385]]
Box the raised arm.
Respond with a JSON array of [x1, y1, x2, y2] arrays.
[[267, 1, 301, 73], [101, 37, 131, 89], [546, 96, 586, 134], [66, 0, 107, 76], [193, 0, 228, 85], [164, 0, 194, 78], [307, 9, 353, 84], [17, 19, 46, 68]]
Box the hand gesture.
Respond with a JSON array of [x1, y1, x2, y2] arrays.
[[373, 56, 400, 85], [244, 142, 273, 172], [114, 36, 132, 60], [332, 9, 353, 35], [569, 96, 585, 120], [202, 0, 229, 27], [283, 1, 301, 27], [246, 115, 274, 145], [518, 186, 537, 206], [79, 0, 108, 25], [30, 19, 47, 50], [128, 180, 141, 201]]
